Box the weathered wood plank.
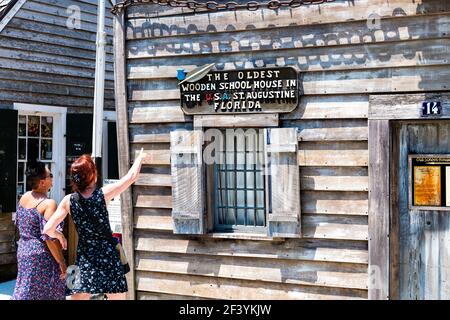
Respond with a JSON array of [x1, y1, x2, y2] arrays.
[[0, 34, 114, 63], [0, 90, 115, 109], [127, 38, 450, 74], [127, 14, 450, 58], [126, 0, 450, 37], [294, 119, 368, 141], [128, 65, 450, 96], [0, 56, 114, 81], [302, 214, 368, 241], [129, 103, 190, 123], [0, 78, 115, 100], [135, 252, 368, 289], [281, 95, 369, 120], [136, 271, 367, 299], [131, 147, 171, 165], [134, 173, 171, 187], [134, 208, 173, 231], [194, 114, 278, 128], [134, 232, 368, 264], [0, 47, 114, 72], [300, 167, 368, 192], [131, 133, 170, 144], [0, 68, 115, 90], [0, 253, 16, 265], [137, 291, 209, 300], [368, 120, 390, 300], [298, 150, 368, 166], [301, 191, 368, 215], [370, 93, 450, 120], [135, 195, 172, 209], [0, 242, 15, 254], [114, 11, 135, 300]]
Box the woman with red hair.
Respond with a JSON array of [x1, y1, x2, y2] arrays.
[[43, 149, 147, 300]]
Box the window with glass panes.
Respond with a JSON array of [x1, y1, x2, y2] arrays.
[[211, 129, 267, 232], [17, 115, 54, 201]]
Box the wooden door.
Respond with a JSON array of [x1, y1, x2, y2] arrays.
[[393, 121, 450, 299]]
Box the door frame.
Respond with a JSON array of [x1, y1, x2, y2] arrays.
[[368, 93, 450, 300], [13, 103, 67, 203]]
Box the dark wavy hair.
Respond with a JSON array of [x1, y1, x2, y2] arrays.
[[26, 161, 47, 189], [70, 154, 97, 193]]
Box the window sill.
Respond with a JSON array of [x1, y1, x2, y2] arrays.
[[203, 232, 286, 242]]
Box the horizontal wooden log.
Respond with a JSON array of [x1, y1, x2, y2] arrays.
[[32, 0, 114, 20], [134, 232, 368, 264], [135, 252, 368, 289], [369, 93, 450, 120], [127, 65, 450, 96], [135, 173, 172, 187], [0, 47, 114, 72], [2, 25, 112, 55], [136, 271, 367, 299], [302, 214, 368, 241], [134, 208, 173, 231], [16, 5, 113, 35], [129, 103, 191, 123], [0, 79, 115, 101], [126, 0, 450, 37], [0, 56, 114, 81], [134, 195, 172, 209], [301, 191, 368, 215], [0, 34, 114, 63], [137, 291, 209, 300], [298, 149, 368, 166], [194, 114, 278, 128], [127, 38, 450, 75], [0, 242, 15, 254], [0, 68, 114, 90], [0, 253, 16, 265], [0, 90, 115, 109], [282, 95, 369, 120], [131, 147, 171, 165], [300, 167, 368, 192], [294, 119, 368, 141], [127, 14, 450, 59], [134, 209, 368, 240], [131, 133, 171, 144]]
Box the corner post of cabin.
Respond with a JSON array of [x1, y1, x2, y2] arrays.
[[113, 8, 135, 300], [368, 116, 391, 300]]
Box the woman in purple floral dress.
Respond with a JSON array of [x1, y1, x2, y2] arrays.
[[12, 162, 67, 300]]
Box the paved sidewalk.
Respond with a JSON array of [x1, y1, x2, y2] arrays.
[[0, 280, 15, 300]]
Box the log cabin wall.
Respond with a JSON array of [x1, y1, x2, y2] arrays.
[[0, 0, 115, 110], [119, 0, 450, 299]]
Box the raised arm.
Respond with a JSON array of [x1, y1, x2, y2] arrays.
[[102, 148, 148, 205], [43, 195, 70, 250]]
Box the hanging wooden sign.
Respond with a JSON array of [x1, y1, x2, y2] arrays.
[[179, 67, 299, 114]]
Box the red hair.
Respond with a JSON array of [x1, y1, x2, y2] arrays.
[[70, 154, 97, 193]]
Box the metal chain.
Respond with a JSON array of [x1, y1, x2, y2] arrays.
[[111, 0, 336, 15]]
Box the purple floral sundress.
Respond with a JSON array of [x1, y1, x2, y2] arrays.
[[11, 203, 66, 300]]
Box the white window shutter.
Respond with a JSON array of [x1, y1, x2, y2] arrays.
[[266, 128, 301, 238], [170, 130, 205, 234]]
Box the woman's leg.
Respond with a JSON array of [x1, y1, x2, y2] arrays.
[[106, 293, 126, 300], [71, 293, 91, 300]]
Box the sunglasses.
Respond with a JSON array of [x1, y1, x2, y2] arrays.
[[43, 173, 53, 179]]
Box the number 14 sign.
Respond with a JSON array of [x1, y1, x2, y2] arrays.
[[422, 101, 442, 116]]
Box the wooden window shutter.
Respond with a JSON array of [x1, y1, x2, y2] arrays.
[[170, 130, 205, 234], [0, 109, 18, 213], [266, 128, 301, 238]]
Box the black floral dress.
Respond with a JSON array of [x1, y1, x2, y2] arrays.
[[68, 188, 127, 294]]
